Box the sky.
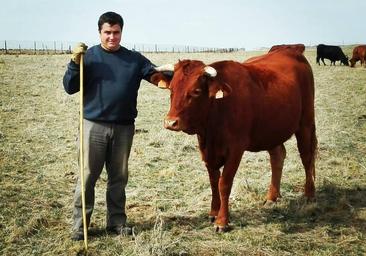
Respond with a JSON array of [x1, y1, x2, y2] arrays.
[[0, 0, 365, 50]]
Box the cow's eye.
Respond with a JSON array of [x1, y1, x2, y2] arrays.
[[190, 88, 202, 97]]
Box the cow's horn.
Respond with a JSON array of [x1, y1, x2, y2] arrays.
[[155, 64, 174, 72], [204, 66, 217, 77]]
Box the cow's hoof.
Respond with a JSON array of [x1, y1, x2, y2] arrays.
[[306, 197, 316, 203], [214, 224, 230, 233], [208, 216, 216, 223], [263, 199, 276, 207]]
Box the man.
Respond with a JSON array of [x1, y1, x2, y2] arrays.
[[63, 11, 158, 241]]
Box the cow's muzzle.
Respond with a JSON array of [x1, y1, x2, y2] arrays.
[[164, 117, 180, 131]]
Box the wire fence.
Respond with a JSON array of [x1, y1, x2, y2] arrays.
[[0, 40, 244, 55]]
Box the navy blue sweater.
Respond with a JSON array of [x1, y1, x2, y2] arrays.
[[63, 45, 156, 124]]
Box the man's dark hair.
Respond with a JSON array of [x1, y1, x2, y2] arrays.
[[98, 12, 124, 32]]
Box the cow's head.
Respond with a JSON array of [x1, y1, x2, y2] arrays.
[[350, 58, 356, 67], [154, 60, 232, 134], [341, 55, 349, 66]]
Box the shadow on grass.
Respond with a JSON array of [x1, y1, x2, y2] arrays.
[[130, 212, 213, 233], [78, 228, 110, 240], [129, 183, 366, 235], [232, 183, 366, 234]]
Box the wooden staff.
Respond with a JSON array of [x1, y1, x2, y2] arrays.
[[79, 54, 88, 252]]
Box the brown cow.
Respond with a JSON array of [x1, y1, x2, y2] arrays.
[[152, 49, 317, 232], [269, 43, 305, 53], [350, 45, 366, 67]]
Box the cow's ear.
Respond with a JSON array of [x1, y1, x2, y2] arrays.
[[208, 79, 232, 99], [202, 65, 231, 99], [150, 72, 173, 89]]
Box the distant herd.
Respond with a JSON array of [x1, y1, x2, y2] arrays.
[[270, 44, 366, 68]]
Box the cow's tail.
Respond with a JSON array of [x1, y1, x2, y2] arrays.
[[310, 124, 318, 180]]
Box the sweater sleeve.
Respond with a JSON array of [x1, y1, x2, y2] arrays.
[[139, 54, 157, 82], [63, 61, 80, 95]]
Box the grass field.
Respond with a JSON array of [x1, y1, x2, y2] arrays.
[[0, 49, 365, 256]]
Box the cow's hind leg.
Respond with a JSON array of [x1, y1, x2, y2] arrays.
[[295, 124, 317, 200], [265, 144, 286, 205]]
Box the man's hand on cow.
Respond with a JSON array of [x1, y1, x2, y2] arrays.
[[71, 42, 88, 64]]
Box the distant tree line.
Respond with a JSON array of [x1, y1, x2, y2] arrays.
[[0, 40, 244, 54]]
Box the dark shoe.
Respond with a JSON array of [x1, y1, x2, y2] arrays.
[[107, 225, 134, 236], [71, 230, 84, 241]]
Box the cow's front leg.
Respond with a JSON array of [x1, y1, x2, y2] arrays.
[[214, 174, 234, 232], [207, 168, 220, 223], [214, 154, 242, 232]]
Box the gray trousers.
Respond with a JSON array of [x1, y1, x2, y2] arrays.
[[72, 119, 134, 232]]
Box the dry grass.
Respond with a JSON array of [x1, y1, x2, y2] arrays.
[[0, 49, 365, 255]]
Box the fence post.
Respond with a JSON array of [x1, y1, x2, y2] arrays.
[[54, 41, 56, 54], [4, 40, 7, 54], [34, 41, 37, 54]]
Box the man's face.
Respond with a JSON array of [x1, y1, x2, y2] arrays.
[[99, 23, 122, 51]]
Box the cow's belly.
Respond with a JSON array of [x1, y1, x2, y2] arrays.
[[247, 129, 295, 152], [246, 107, 301, 151]]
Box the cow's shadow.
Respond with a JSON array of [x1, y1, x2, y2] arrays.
[[230, 183, 366, 235], [130, 184, 366, 235], [251, 184, 366, 234]]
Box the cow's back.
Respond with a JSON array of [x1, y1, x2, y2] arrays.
[[227, 51, 314, 151], [269, 44, 305, 54]]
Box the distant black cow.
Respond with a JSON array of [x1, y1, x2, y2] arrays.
[[316, 44, 349, 66]]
